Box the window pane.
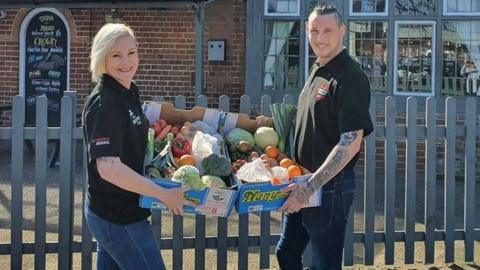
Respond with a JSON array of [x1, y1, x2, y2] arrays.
[[351, 0, 386, 13], [395, 23, 434, 95], [264, 21, 300, 91], [308, 0, 345, 15], [349, 21, 388, 93], [267, 0, 299, 14], [442, 21, 480, 96], [446, 0, 480, 13], [395, 0, 436, 15]]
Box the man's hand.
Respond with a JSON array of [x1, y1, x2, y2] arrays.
[[279, 177, 315, 214]]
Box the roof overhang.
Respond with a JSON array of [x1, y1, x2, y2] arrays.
[[0, 0, 213, 9]]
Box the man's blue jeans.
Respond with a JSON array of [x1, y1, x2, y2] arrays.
[[84, 206, 166, 270], [276, 169, 356, 270]]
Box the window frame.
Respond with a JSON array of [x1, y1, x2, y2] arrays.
[[265, 0, 301, 17], [349, 0, 388, 16], [443, 0, 480, 16], [393, 20, 436, 97]]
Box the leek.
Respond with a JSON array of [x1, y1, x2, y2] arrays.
[[269, 103, 296, 154]]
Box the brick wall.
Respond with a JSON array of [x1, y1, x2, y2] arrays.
[[0, 0, 246, 126]]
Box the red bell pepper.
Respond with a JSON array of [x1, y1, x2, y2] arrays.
[[171, 137, 191, 158]]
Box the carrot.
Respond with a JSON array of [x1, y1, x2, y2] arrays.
[[170, 126, 179, 135], [155, 124, 172, 141], [157, 119, 167, 129]]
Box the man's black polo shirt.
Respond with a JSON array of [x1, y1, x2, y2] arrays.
[[294, 49, 373, 176], [82, 74, 150, 224]]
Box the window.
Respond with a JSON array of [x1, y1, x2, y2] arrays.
[[444, 0, 480, 15], [394, 21, 435, 96], [265, 0, 300, 16], [350, 0, 387, 16], [251, 0, 480, 99], [349, 21, 388, 92], [264, 21, 300, 91], [395, 0, 436, 15], [441, 21, 480, 96]]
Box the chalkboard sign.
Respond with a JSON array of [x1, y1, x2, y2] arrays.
[[22, 10, 69, 126]]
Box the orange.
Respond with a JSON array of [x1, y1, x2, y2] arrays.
[[178, 154, 196, 166], [287, 165, 302, 179], [279, 158, 295, 169], [265, 145, 280, 159], [271, 177, 281, 185]]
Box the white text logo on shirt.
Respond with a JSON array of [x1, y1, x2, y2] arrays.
[[128, 109, 142, 126]]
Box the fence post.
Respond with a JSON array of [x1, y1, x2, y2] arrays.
[[34, 96, 48, 270], [11, 96, 25, 270], [58, 94, 74, 270], [464, 97, 476, 261], [384, 97, 396, 264], [424, 97, 437, 263], [363, 97, 377, 265], [444, 97, 456, 262], [404, 97, 418, 264]]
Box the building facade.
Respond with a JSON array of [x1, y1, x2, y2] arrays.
[[0, 0, 479, 126]]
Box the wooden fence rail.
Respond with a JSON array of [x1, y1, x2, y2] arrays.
[[0, 92, 478, 269]]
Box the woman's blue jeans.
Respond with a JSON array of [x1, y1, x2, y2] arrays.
[[84, 206, 166, 270], [276, 169, 356, 270]]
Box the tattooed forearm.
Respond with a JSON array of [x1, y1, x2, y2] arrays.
[[308, 148, 348, 189], [339, 130, 359, 146], [300, 130, 362, 193]]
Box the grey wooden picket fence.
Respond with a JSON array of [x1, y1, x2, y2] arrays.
[[0, 91, 478, 270]]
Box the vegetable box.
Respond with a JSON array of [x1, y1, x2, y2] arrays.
[[139, 177, 238, 217], [139, 101, 239, 217], [234, 174, 322, 213]]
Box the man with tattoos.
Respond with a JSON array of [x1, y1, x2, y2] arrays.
[[82, 23, 192, 270], [275, 4, 373, 270]]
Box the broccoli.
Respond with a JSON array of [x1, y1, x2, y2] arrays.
[[201, 154, 232, 177]]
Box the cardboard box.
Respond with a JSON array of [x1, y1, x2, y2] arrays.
[[139, 178, 238, 217], [234, 174, 322, 214], [140, 101, 238, 217]]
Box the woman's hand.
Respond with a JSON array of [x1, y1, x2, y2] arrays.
[[157, 186, 195, 216], [96, 156, 196, 216]]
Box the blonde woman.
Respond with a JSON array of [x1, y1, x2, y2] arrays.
[[82, 23, 192, 270]]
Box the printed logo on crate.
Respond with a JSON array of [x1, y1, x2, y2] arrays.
[[235, 175, 322, 213], [139, 178, 237, 217], [235, 181, 290, 213]]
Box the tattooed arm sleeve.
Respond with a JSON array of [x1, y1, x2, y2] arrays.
[[306, 129, 364, 190]]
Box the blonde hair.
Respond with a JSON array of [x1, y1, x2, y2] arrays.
[[90, 23, 136, 83]]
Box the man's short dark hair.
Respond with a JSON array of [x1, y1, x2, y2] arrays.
[[310, 3, 343, 26]]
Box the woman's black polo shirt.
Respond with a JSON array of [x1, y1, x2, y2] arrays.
[[82, 74, 150, 224], [294, 49, 373, 175]]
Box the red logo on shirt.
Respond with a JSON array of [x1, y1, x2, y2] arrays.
[[315, 78, 335, 101]]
